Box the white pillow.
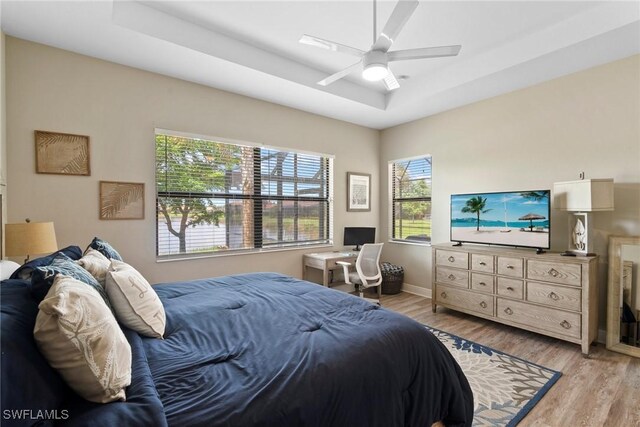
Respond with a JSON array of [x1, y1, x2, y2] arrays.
[[76, 248, 111, 287], [34, 275, 132, 403], [1, 260, 21, 280], [105, 260, 165, 339]]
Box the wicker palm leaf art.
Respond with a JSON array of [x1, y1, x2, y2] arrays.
[[100, 182, 144, 220], [35, 131, 90, 175]]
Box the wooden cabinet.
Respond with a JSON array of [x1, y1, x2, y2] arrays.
[[432, 244, 598, 356]]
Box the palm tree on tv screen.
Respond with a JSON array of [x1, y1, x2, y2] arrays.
[[461, 196, 492, 231]]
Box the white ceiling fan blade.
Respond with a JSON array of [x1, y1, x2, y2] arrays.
[[317, 61, 362, 86], [299, 34, 365, 57], [388, 45, 462, 61], [372, 0, 419, 52], [383, 70, 400, 91]]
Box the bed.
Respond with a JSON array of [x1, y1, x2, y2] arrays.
[[2, 271, 473, 427]]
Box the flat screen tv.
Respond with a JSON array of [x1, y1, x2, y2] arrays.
[[450, 190, 550, 251], [344, 227, 376, 251]]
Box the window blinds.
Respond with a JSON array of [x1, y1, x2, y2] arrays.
[[391, 156, 432, 243], [156, 133, 332, 258]]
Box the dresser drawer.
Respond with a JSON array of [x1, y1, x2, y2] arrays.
[[497, 277, 524, 299], [471, 273, 495, 293], [436, 267, 469, 288], [437, 285, 494, 316], [497, 298, 581, 339], [497, 256, 524, 277], [527, 281, 581, 312], [471, 254, 494, 273], [527, 260, 582, 287], [435, 250, 469, 269]]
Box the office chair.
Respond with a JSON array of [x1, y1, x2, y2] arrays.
[[337, 243, 384, 305]]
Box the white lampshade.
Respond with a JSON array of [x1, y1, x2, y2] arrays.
[[553, 179, 614, 212], [5, 221, 58, 262]]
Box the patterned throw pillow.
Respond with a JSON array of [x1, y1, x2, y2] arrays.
[[31, 253, 113, 312], [10, 245, 83, 280], [87, 237, 123, 261], [76, 248, 111, 287], [105, 260, 166, 339], [34, 275, 132, 403]]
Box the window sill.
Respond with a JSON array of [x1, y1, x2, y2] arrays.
[[388, 239, 432, 247], [156, 243, 334, 263]]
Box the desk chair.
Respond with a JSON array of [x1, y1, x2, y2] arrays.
[[337, 243, 384, 305]]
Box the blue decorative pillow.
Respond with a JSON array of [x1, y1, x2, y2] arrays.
[[30, 254, 113, 312], [9, 245, 83, 280], [87, 237, 123, 261], [1, 279, 71, 421]]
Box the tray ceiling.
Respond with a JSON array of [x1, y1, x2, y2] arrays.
[[2, 1, 639, 129]]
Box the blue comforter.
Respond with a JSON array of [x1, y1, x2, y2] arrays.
[[2, 273, 472, 426]]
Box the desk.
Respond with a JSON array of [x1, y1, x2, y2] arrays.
[[303, 251, 358, 287]]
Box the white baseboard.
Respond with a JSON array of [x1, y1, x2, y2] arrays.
[[401, 282, 432, 299]]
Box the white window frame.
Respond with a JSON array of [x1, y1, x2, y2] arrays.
[[155, 129, 334, 261], [388, 154, 432, 246]]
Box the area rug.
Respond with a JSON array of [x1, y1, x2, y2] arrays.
[[426, 326, 561, 427]]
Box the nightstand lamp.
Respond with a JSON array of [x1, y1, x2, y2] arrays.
[[553, 178, 614, 256], [5, 219, 58, 264]]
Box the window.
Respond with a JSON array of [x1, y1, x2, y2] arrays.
[[156, 131, 333, 258], [390, 156, 432, 243]]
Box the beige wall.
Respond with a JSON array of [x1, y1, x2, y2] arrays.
[[381, 54, 640, 324], [5, 37, 379, 283]]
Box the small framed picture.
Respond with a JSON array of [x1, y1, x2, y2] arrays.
[[99, 181, 145, 220], [35, 130, 90, 176], [347, 172, 371, 212]]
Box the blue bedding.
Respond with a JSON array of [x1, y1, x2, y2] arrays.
[[1, 272, 473, 426], [146, 273, 473, 426]]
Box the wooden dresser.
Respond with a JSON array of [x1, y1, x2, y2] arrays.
[[431, 243, 598, 355]]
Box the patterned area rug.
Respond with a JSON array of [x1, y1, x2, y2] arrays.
[[426, 326, 561, 427]]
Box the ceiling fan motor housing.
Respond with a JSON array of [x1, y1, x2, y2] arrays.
[[364, 50, 388, 69], [362, 50, 389, 81]]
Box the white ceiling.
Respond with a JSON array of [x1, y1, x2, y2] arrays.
[[1, 1, 639, 129]]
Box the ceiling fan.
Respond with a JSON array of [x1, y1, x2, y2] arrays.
[[299, 0, 461, 91]]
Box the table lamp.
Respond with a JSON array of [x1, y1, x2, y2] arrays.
[[5, 219, 58, 263], [553, 178, 614, 256]]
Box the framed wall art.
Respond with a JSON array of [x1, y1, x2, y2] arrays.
[[99, 181, 145, 220], [347, 172, 371, 212], [35, 130, 90, 176]]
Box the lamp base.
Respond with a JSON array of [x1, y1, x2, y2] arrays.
[[562, 250, 595, 257]]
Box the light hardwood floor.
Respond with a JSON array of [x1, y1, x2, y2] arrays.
[[380, 291, 640, 427]]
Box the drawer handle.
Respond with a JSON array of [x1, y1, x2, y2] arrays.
[[507, 286, 514, 291], [448, 274, 456, 280], [479, 301, 487, 309], [440, 292, 447, 299], [549, 292, 559, 301], [479, 261, 487, 266], [549, 268, 559, 277], [448, 256, 455, 263], [478, 282, 486, 286], [560, 320, 572, 329], [504, 307, 513, 315], [507, 264, 515, 269]]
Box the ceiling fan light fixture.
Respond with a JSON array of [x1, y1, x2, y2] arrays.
[[362, 50, 389, 81], [362, 64, 389, 81]]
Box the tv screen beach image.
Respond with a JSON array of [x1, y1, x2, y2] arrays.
[[451, 191, 550, 248]]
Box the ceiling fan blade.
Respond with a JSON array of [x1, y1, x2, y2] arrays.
[[372, 0, 419, 52], [383, 70, 400, 91], [299, 34, 365, 57], [317, 61, 362, 86], [388, 45, 462, 61]]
